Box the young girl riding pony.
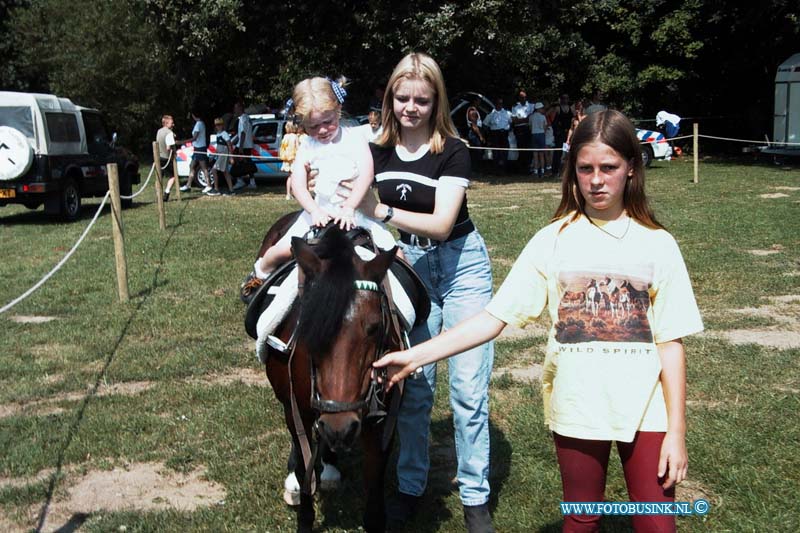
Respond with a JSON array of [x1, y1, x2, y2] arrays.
[[241, 77, 398, 298], [375, 109, 703, 532]]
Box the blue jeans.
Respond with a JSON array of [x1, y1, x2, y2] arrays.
[[396, 230, 494, 506]]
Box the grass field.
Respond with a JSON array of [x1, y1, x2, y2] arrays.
[[0, 155, 798, 532]]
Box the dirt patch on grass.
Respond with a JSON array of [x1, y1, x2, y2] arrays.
[[191, 367, 266, 388], [747, 244, 783, 256], [759, 193, 790, 199], [731, 294, 800, 324], [25, 462, 225, 533], [676, 479, 720, 507], [718, 330, 800, 350], [8, 315, 58, 324], [717, 295, 800, 349], [493, 364, 544, 383], [0, 380, 154, 420], [771, 186, 800, 191]]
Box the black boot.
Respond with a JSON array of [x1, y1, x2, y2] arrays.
[[463, 503, 494, 533], [387, 492, 422, 527]]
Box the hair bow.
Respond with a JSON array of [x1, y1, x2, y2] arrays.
[[328, 78, 347, 104]]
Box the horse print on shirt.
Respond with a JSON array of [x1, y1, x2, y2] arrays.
[[555, 267, 653, 344]]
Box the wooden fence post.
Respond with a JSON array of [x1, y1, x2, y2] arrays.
[[693, 123, 699, 184], [172, 151, 182, 202], [107, 163, 129, 302], [152, 142, 166, 230]]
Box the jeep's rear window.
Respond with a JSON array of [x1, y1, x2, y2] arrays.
[[0, 106, 35, 138], [46, 112, 80, 143]]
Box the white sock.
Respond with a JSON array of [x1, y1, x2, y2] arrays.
[[253, 260, 270, 280]]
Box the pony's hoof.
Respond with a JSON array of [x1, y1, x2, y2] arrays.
[[319, 461, 341, 491], [283, 472, 301, 506]]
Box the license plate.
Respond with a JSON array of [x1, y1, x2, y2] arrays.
[[0, 189, 15, 198]]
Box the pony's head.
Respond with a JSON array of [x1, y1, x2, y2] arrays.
[[291, 228, 398, 451]]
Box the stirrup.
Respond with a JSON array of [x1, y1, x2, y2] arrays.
[[266, 335, 289, 354]]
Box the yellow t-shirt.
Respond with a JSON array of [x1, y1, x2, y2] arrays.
[[485, 214, 703, 442]]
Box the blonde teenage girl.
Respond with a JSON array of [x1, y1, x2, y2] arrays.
[[375, 109, 703, 533]]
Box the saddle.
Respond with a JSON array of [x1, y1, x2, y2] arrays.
[[244, 226, 431, 341]]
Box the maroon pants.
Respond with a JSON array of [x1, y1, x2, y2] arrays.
[[554, 431, 676, 533]]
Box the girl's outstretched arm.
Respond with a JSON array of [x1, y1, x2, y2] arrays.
[[374, 311, 506, 389], [657, 339, 688, 489]]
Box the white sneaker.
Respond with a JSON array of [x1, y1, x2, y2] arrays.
[[247, 179, 257, 189], [202, 186, 212, 193], [233, 178, 245, 191], [283, 472, 301, 506], [205, 189, 220, 196], [179, 185, 190, 192]]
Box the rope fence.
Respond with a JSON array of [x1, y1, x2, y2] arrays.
[[1, 125, 798, 316], [0, 191, 111, 315]]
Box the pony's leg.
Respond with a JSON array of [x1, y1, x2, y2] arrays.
[[361, 423, 390, 533], [284, 441, 301, 506]]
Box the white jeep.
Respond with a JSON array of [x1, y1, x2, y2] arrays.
[[0, 92, 139, 220]]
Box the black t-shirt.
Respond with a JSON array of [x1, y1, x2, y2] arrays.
[[370, 136, 471, 227]]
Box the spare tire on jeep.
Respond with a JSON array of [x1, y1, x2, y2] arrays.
[[0, 126, 34, 181]]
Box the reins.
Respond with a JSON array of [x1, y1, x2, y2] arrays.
[[279, 228, 407, 496]]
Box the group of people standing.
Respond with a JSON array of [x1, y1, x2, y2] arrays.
[[154, 101, 258, 200], [475, 90, 607, 179], [245, 50, 702, 533]]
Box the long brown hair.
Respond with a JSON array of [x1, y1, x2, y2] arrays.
[[376, 52, 458, 154], [553, 109, 663, 230]]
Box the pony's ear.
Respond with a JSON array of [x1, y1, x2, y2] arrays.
[[292, 237, 321, 276], [365, 246, 397, 282]]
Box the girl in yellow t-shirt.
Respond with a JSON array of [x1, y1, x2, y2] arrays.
[[279, 122, 305, 199], [374, 109, 703, 532]]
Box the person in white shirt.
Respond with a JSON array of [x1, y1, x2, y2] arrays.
[[177, 109, 210, 193], [483, 97, 512, 170], [512, 89, 535, 170], [656, 111, 681, 138], [357, 109, 383, 142], [156, 114, 177, 201]]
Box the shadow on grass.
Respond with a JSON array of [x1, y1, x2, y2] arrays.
[[33, 200, 191, 533], [297, 418, 511, 532]]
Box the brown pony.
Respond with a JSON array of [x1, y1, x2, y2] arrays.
[[259, 214, 401, 533]]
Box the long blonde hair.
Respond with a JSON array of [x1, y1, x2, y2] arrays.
[[376, 53, 457, 154], [553, 109, 663, 230], [292, 76, 348, 124]]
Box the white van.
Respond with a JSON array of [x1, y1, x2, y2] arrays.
[[0, 92, 139, 220]]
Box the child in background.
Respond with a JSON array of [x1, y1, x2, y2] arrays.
[[279, 122, 303, 200], [208, 118, 235, 196], [240, 77, 399, 298], [375, 109, 703, 533]]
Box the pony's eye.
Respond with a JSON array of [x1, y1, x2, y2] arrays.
[[365, 323, 382, 338]]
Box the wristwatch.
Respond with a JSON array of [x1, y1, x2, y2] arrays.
[[382, 205, 394, 223]]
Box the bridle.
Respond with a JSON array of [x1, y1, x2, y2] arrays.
[[307, 279, 395, 421], [278, 260, 406, 496]]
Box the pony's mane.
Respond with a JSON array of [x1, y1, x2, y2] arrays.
[[296, 228, 357, 357]]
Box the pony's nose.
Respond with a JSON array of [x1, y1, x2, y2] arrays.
[[317, 414, 361, 451]]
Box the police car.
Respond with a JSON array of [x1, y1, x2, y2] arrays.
[[176, 113, 363, 185], [635, 128, 673, 167], [175, 114, 287, 185]]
